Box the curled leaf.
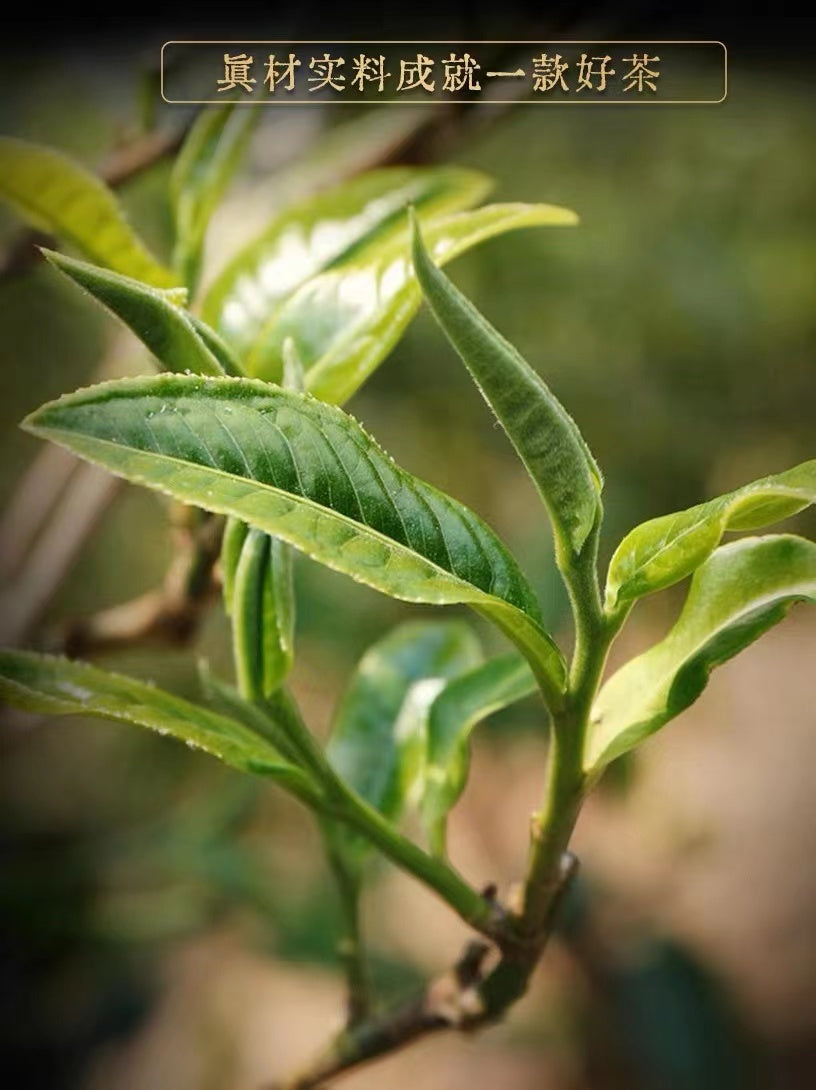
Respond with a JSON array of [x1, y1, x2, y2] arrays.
[[327, 620, 482, 841], [588, 535, 816, 771], [606, 460, 816, 608], [421, 654, 537, 855]]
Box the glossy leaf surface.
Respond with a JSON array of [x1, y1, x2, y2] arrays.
[[25, 375, 566, 693], [296, 202, 581, 405], [327, 621, 481, 831], [203, 167, 491, 360]]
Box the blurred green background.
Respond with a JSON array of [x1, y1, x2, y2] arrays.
[[1, 38, 814, 1090]]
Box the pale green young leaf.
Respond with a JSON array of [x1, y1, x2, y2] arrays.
[[327, 621, 482, 842], [43, 249, 239, 377], [421, 654, 537, 855], [0, 136, 176, 287], [170, 104, 259, 291], [0, 650, 316, 801], [187, 313, 245, 376], [266, 202, 580, 405], [411, 214, 601, 564], [587, 535, 816, 772], [202, 166, 491, 360], [220, 516, 249, 615], [231, 528, 294, 699], [24, 375, 566, 700], [606, 460, 816, 608], [197, 661, 302, 766]]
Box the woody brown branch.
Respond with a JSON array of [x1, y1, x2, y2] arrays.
[[58, 508, 224, 656], [271, 854, 578, 1090]]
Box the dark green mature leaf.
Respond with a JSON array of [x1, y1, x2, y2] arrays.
[[0, 650, 316, 800], [421, 654, 537, 855], [606, 461, 816, 609], [0, 136, 176, 287], [203, 167, 491, 361], [25, 375, 566, 696], [586, 535, 816, 771], [411, 214, 601, 564], [328, 621, 482, 837], [43, 250, 239, 377], [276, 203, 581, 405], [171, 103, 259, 291], [224, 337, 302, 698]]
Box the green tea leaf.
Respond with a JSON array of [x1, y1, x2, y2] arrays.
[[25, 374, 566, 698], [187, 314, 244, 376], [220, 516, 249, 614], [197, 660, 302, 766], [0, 136, 176, 287], [285, 202, 581, 406], [202, 166, 491, 361], [587, 535, 816, 771], [231, 527, 293, 698], [327, 621, 482, 837], [0, 650, 315, 799], [421, 654, 537, 855], [225, 337, 301, 698], [606, 461, 816, 609], [411, 213, 601, 563], [171, 104, 259, 291], [43, 250, 237, 377]]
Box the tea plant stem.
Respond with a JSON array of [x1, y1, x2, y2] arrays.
[[523, 534, 615, 936], [328, 782, 504, 939], [269, 862, 579, 1090], [60, 507, 223, 655], [273, 542, 615, 1088], [324, 836, 371, 1025], [262, 688, 505, 941]]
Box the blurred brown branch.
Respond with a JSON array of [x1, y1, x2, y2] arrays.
[[59, 508, 224, 657], [0, 449, 121, 646], [273, 855, 578, 1090]]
